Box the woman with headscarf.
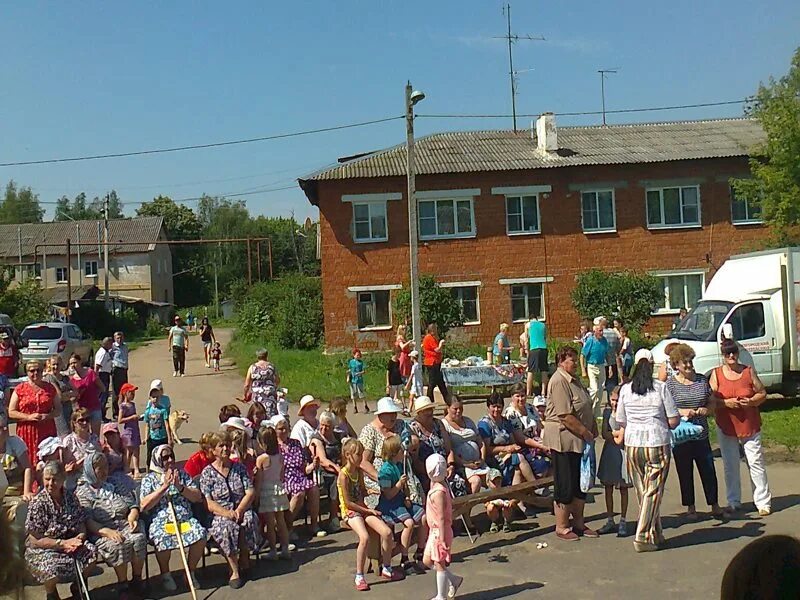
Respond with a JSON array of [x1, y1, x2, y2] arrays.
[[76, 452, 146, 596], [25, 461, 97, 600], [199, 430, 259, 589], [140, 444, 207, 592], [8, 360, 60, 459]]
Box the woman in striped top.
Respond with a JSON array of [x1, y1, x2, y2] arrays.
[[666, 344, 725, 520]]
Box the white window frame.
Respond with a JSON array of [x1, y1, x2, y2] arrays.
[[417, 189, 478, 241], [85, 260, 98, 278], [439, 281, 481, 325], [501, 278, 550, 323], [355, 289, 393, 331], [351, 201, 388, 243], [646, 185, 702, 229], [581, 189, 616, 233], [504, 194, 541, 235], [730, 186, 763, 225], [55, 267, 68, 283], [651, 270, 706, 315]]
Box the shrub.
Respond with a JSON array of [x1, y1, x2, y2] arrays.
[[571, 269, 662, 331], [145, 317, 166, 338], [393, 275, 464, 337], [0, 280, 49, 329]]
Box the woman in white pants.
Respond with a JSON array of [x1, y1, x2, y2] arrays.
[[709, 338, 771, 516]]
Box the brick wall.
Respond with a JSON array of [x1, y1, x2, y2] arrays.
[[315, 157, 769, 352]]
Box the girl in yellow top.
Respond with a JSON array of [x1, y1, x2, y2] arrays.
[[337, 439, 402, 591]]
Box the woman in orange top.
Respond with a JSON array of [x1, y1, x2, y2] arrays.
[[710, 338, 771, 516], [422, 324, 448, 402]]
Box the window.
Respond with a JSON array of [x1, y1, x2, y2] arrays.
[[654, 272, 704, 313], [728, 303, 766, 340], [26, 263, 42, 279], [449, 286, 480, 324], [581, 190, 616, 232], [56, 267, 68, 283], [352, 202, 388, 242], [511, 284, 544, 322], [419, 198, 475, 239], [730, 187, 762, 224], [505, 195, 540, 234], [357, 290, 391, 329], [646, 186, 701, 228], [84, 260, 98, 277]]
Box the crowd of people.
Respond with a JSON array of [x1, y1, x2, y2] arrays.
[[0, 309, 782, 599]]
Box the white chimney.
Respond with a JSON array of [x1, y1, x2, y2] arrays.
[[536, 112, 558, 153]]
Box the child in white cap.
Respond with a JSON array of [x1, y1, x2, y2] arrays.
[[423, 454, 463, 600]]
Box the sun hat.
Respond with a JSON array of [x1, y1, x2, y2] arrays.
[[100, 423, 120, 436], [426, 453, 447, 483], [221, 416, 253, 437], [37, 436, 64, 460], [297, 394, 320, 416], [413, 395, 435, 414], [374, 397, 402, 416], [409, 350, 419, 359], [593, 316, 605, 326], [119, 383, 138, 396], [149, 379, 163, 393], [634, 348, 654, 364]]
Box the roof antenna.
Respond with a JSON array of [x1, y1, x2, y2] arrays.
[[598, 68, 619, 126]]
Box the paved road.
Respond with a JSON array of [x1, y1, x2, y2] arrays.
[[54, 329, 800, 599]]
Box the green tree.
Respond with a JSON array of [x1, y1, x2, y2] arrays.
[[571, 269, 662, 330], [136, 195, 202, 239], [393, 275, 464, 336], [733, 47, 800, 244], [55, 190, 125, 221], [0, 277, 48, 329], [0, 180, 44, 224]]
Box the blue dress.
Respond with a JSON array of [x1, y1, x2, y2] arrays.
[[139, 470, 207, 551], [478, 415, 519, 486]]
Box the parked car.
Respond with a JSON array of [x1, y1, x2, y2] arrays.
[[18, 323, 93, 374]]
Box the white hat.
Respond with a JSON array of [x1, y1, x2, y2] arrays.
[[413, 395, 435, 414], [409, 350, 419, 359], [634, 348, 654, 364], [149, 379, 163, 393], [37, 436, 64, 460], [221, 416, 253, 437], [297, 394, 320, 416], [374, 397, 402, 416], [593, 316, 604, 326], [532, 396, 547, 408]]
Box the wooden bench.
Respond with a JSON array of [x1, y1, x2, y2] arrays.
[[451, 476, 554, 522]]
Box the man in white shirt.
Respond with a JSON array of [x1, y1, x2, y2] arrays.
[[94, 336, 113, 422]]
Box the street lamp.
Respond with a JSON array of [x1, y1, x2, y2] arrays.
[[406, 81, 425, 351]]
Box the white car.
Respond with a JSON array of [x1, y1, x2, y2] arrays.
[[19, 322, 93, 373]]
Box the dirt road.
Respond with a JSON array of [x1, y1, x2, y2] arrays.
[[68, 330, 800, 599]]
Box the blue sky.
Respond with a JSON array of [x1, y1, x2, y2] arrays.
[[0, 1, 797, 221]]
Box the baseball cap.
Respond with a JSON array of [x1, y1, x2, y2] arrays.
[[119, 383, 138, 396], [149, 379, 163, 393]]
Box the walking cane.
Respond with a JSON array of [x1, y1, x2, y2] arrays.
[[445, 479, 475, 545], [167, 496, 198, 600], [74, 558, 91, 600]]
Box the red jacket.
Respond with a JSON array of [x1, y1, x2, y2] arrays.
[[0, 343, 17, 377]]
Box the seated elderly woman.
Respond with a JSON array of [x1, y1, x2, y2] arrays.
[[199, 430, 259, 589], [76, 452, 146, 596], [140, 444, 207, 592], [25, 461, 97, 600], [99, 423, 137, 498], [502, 383, 551, 479], [273, 415, 325, 539], [36, 437, 79, 493], [442, 396, 502, 494], [62, 408, 102, 472], [478, 392, 537, 488], [309, 410, 342, 532]]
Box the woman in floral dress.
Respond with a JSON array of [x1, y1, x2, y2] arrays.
[[272, 415, 324, 538], [140, 444, 206, 592], [8, 361, 60, 460], [99, 423, 137, 499], [25, 461, 97, 600], [76, 453, 146, 596], [243, 349, 280, 418], [199, 431, 258, 589]]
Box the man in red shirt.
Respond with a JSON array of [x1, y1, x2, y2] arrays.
[[0, 333, 18, 378], [422, 323, 448, 401]]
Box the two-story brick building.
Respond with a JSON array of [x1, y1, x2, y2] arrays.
[[0, 215, 174, 304], [299, 117, 770, 352]]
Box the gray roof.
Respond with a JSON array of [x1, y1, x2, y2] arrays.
[[303, 118, 764, 182], [0, 216, 165, 258]]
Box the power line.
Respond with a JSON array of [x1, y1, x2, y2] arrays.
[[416, 99, 748, 119], [0, 116, 403, 168]]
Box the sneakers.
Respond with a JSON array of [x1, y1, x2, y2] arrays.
[[355, 576, 370, 591], [617, 521, 628, 537], [380, 566, 405, 582], [489, 521, 500, 534], [161, 573, 177, 592], [758, 507, 772, 517], [173, 371, 178, 378], [597, 520, 617, 535], [502, 519, 511, 533], [313, 528, 328, 538]]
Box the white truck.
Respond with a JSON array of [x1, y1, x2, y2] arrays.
[[651, 248, 800, 391]]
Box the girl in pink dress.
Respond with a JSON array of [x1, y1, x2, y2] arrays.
[[423, 454, 463, 600]]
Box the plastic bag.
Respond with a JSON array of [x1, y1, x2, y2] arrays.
[[671, 418, 705, 447], [580, 440, 596, 493]]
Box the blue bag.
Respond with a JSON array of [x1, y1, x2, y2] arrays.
[[671, 418, 705, 447], [580, 440, 596, 493]]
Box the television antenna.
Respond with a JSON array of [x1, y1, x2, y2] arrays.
[[598, 68, 619, 125]]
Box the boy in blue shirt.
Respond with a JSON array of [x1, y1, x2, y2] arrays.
[[347, 348, 368, 413], [142, 392, 174, 467]]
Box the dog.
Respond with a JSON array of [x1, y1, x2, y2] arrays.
[[169, 410, 190, 443]]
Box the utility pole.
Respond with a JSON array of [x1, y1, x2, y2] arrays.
[[17, 226, 23, 283], [246, 238, 252, 285], [103, 194, 110, 303], [66, 239, 72, 323], [406, 81, 425, 350], [495, 4, 545, 132], [76, 222, 82, 286], [598, 68, 618, 126]]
